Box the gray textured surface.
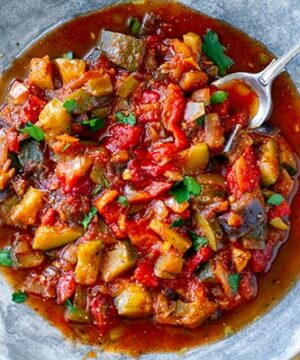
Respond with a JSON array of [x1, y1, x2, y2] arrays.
[[0, 1, 300, 359]]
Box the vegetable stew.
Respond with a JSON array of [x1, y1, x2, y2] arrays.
[[0, 0, 300, 355]]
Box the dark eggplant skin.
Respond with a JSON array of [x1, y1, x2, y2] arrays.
[[219, 195, 266, 241]]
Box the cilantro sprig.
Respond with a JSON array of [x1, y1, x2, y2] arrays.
[[117, 195, 129, 207], [82, 206, 97, 230], [129, 17, 141, 35], [63, 99, 78, 113], [228, 273, 240, 293], [171, 218, 185, 228], [189, 231, 208, 251], [116, 112, 136, 126], [267, 193, 285, 206], [12, 291, 28, 303], [19, 122, 45, 141], [170, 176, 202, 204], [202, 29, 234, 76], [0, 249, 13, 267], [81, 118, 105, 132]]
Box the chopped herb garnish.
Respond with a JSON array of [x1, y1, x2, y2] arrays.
[[211, 90, 228, 104], [19, 122, 44, 142], [196, 115, 206, 126], [12, 291, 28, 303], [267, 193, 285, 206], [115, 112, 136, 126], [170, 176, 202, 204], [0, 249, 13, 267], [228, 273, 240, 293], [202, 29, 234, 76], [81, 118, 105, 132], [62, 142, 71, 152], [65, 299, 77, 313], [82, 206, 97, 230], [103, 177, 110, 189], [92, 184, 102, 196], [189, 231, 208, 251], [62, 51, 74, 59], [117, 195, 129, 207], [63, 99, 78, 113], [129, 17, 141, 35], [171, 218, 185, 228]]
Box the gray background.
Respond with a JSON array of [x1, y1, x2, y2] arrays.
[[0, 1, 300, 359]]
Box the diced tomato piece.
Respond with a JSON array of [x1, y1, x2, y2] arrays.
[[268, 201, 291, 220], [141, 89, 160, 104], [238, 271, 258, 301], [125, 181, 172, 204], [211, 98, 230, 117], [41, 208, 57, 226], [250, 242, 273, 273], [6, 128, 20, 153], [136, 90, 161, 123], [104, 124, 141, 152], [184, 246, 213, 276], [56, 273, 76, 305], [98, 201, 126, 238], [67, 175, 93, 196], [90, 295, 119, 335], [223, 109, 249, 133], [134, 261, 159, 288], [23, 95, 46, 123], [226, 146, 260, 199]]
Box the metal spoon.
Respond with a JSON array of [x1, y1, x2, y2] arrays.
[[213, 42, 300, 153]]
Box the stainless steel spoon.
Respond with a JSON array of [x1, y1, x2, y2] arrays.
[[213, 42, 300, 153]]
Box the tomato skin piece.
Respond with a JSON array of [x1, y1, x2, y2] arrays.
[[6, 128, 20, 153], [226, 146, 260, 199], [268, 201, 291, 220], [223, 109, 248, 133], [23, 95, 46, 123], [41, 208, 57, 226], [56, 273, 76, 305], [184, 246, 214, 276], [104, 124, 142, 152], [250, 242, 273, 273], [90, 295, 119, 335], [134, 261, 159, 288]]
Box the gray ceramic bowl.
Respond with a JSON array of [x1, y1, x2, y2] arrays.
[[1, 1, 300, 359]]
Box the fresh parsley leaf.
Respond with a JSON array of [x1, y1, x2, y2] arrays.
[[196, 115, 206, 126], [81, 118, 105, 132], [12, 291, 28, 303], [117, 195, 129, 207], [267, 193, 285, 206], [170, 176, 202, 204], [228, 273, 240, 293], [0, 249, 13, 267], [65, 299, 77, 313], [202, 29, 234, 76], [63, 99, 78, 113], [189, 231, 208, 251], [171, 218, 185, 228], [19, 122, 44, 141], [183, 176, 201, 196], [129, 17, 141, 35], [92, 184, 102, 196], [82, 206, 97, 230], [115, 112, 136, 126], [211, 90, 228, 104], [62, 51, 74, 59]]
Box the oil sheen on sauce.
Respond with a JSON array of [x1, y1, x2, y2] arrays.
[[1, 0, 300, 355]]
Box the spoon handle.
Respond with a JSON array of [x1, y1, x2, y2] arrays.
[[259, 42, 300, 86]]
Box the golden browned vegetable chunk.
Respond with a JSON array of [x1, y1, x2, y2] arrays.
[[116, 74, 140, 98], [232, 247, 251, 273], [114, 284, 153, 318], [84, 73, 113, 97], [179, 143, 209, 173], [194, 213, 217, 251], [149, 219, 191, 253], [28, 56, 54, 90], [11, 187, 43, 226], [37, 98, 71, 140], [55, 58, 86, 85], [75, 240, 103, 285], [154, 252, 183, 279], [259, 139, 279, 186], [101, 241, 138, 282], [11, 236, 45, 269], [33, 226, 83, 250]]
